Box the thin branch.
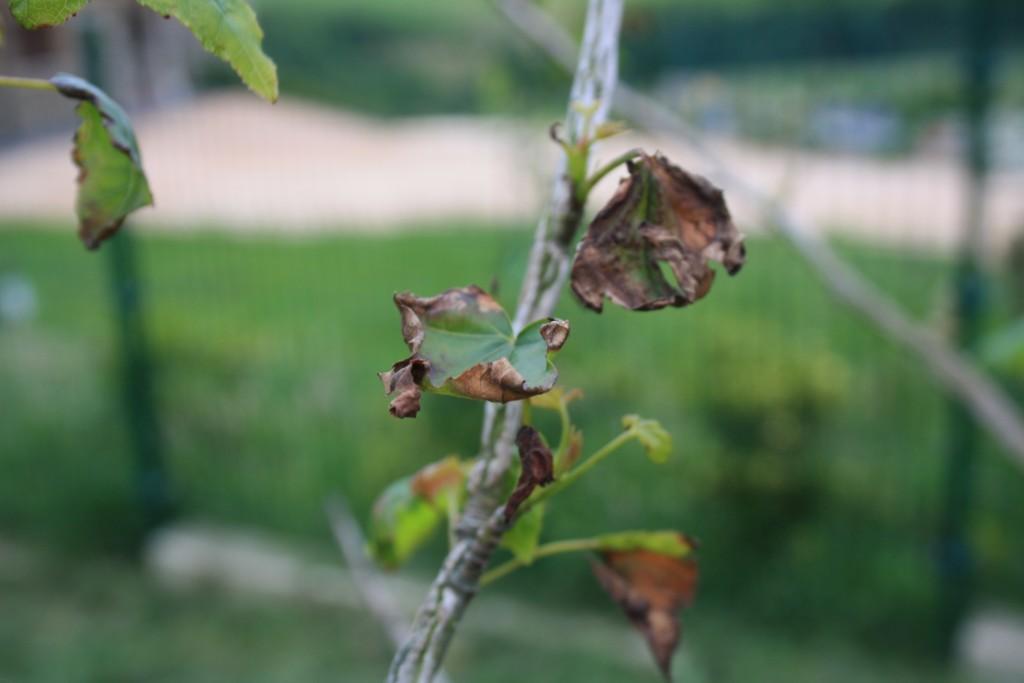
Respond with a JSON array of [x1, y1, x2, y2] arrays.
[[385, 2, 624, 682], [325, 495, 410, 646], [325, 495, 454, 683], [497, 0, 1024, 475]]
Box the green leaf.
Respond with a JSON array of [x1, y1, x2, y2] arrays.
[[51, 74, 153, 250], [367, 479, 441, 570], [136, 0, 278, 102], [500, 503, 545, 563], [380, 286, 570, 418], [592, 530, 695, 558], [10, 0, 90, 28], [367, 457, 465, 569], [622, 414, 672, 463]]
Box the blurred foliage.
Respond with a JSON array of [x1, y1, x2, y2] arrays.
[[201, 0, 568, 118], [663, 52, 1024, 156], [1009, 230, 1024, 316], [2, 224, 1023, 662], [199, 0, 1024, 162], [700, 326, 848, 587]]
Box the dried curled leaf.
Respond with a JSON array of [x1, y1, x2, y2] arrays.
[[503, 425, 555, 521], [379, 286, 569, 418], [571, 153, 746, 312], [368, 456, 465, 569], [51, 74, 154, 250], [410, 457, 465, 500], [591, 547, 699, 681]]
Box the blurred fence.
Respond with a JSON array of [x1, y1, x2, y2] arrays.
[[1, 0, 1023, 667]]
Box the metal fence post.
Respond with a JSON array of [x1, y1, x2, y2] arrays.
[[935, 0, 995, 658], [81, 16, 175, 537]]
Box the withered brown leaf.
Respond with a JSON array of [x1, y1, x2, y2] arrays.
[[591, 548, 699, 681], [504, 425, 555, 521], [379, 286, 569, 418], [571, 153, 745, 312], [369, 456, 465, 568], [409, 457, 465, 501], [380, 358, 429, 419]]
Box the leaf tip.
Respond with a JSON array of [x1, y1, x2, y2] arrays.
[[539, 318, 570, 351], [591, 549, 698, 681], [380, 358, 429, 419]]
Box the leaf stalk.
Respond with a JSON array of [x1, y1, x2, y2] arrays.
[[480, 537, 605, 586], [585, 147, 642, 194], [0, 75, 58, 92], [518, 427, 638, 516]]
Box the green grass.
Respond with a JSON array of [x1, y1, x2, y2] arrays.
[[1, 223, 1022, 659], [0, 546, 970, 683]]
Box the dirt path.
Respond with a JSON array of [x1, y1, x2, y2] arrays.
[[1, 93, 1021, 252]]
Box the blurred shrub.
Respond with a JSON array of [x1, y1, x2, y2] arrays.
[[699, 325, 849, 580], [199, 2, 566, 118], [215, 0, 1024, 146]]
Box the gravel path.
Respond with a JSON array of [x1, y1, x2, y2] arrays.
[[1, 93, 1021, 252]]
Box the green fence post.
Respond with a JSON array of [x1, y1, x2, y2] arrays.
[[81, 16, 175, 537], [935, 0, 995, 659]]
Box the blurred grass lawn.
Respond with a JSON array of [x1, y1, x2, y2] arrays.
[[0, 549, 968, 683], [1, 223, 1022, 664]]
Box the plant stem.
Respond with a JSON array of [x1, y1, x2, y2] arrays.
[[0, 75, 58, 92], [386, 3, 623, 681], [585, 147, 642, 193], [520, 429, 637, 516], [480, 537, 604, 586]]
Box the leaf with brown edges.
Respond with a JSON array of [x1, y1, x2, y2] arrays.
[[591, 546, 699, 681], [51, 74, 153, 250], [379, 286, 569, 418], [571, 153, 745, 312], [368, 456, 465, 569]]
